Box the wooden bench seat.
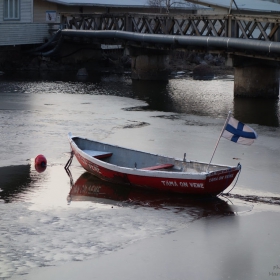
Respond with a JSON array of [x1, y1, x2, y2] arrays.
[[82, 150, 113, 159], [141, 163, 174, 171]]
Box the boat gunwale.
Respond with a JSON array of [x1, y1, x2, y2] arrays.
[[68, 133, 240, 180]]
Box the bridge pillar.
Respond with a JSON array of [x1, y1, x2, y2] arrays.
[[129, 47, 170, 80], [231, 56, 279, 98]]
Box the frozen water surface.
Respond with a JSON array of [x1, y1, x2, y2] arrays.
[[0, 165, 233, 278], [0, 73, 280, 279]]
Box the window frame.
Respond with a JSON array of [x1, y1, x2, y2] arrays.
[[4, 0, 20, 21]]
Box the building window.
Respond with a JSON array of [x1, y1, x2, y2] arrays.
[[4, 0, 20, 20]]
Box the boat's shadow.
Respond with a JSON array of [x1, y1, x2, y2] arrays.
[[66, 171, 236, 218]]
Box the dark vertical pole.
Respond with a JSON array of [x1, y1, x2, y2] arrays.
[[125, 14, 132, 32]]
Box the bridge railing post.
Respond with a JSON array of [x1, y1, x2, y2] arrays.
[[271, 23, 280, 42], [227, 15, 231, 37], [160, 17, 173, 34], [167, 18, 174, 35], [232, 19, 238, 38], [125, 14, 133, 32], [96, 15, 101, 30]]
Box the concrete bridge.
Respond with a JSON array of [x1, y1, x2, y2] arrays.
[[49, 12, 280, 98]]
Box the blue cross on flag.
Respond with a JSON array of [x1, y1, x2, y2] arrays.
[[222, 117, 258, 145]]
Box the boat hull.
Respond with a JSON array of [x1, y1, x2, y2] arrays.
[[69, 135, 240, 196]]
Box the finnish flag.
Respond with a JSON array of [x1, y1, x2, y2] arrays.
[[222, 117, 258, 145]]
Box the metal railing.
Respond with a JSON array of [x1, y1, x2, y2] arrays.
[[60, 13, 280, 42]]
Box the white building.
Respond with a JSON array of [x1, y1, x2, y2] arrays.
[[0, 0, 196, 46]]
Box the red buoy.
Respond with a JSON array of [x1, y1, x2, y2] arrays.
[[35, 154, 47, 166], [35, 164, 47, 173], [35, 155, 47, 173]]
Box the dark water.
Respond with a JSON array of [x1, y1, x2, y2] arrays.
[[0, 165, 33, 203], [1, 72, 279, 126]]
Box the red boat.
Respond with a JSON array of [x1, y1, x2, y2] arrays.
[[67, 133, 241, 196]]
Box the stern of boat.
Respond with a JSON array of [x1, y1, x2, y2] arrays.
[[204, 163, 241, 195]]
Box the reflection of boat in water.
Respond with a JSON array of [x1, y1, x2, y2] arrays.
[[68, 172, 235, 217], [69, 172, 131, 202], [67, 133, 241, 196]]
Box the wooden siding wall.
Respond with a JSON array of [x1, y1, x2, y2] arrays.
[[0, 23, 50, 45], [197, 7, 225, 15], [33, 2, 196, 23], [33, 0, 58, 23], [56, 5, 195, 14]]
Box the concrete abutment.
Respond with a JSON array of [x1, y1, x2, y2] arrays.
[[234, 66, 279, 98], [229, 56, 280, 98], [129, 47, 170, 81]]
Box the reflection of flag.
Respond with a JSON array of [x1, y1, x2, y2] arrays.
[[222, 117, 258, 145]]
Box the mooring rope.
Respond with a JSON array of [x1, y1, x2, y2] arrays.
[[220, 163, 242, 196], [64, 151, 74, 170]]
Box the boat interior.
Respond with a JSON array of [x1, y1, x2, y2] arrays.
[[72, 137, 230, 174]]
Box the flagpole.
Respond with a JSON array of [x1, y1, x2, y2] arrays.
[[207, 111, 231, 172]]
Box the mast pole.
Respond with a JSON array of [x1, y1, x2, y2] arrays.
[[207, 111, 231, 172]]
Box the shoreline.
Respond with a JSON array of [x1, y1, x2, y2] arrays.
[[0, 48, 234, 78]]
